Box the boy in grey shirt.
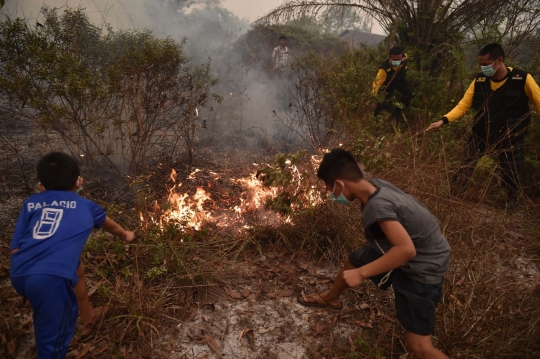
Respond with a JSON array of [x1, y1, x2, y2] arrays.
[[298, 148, 450, 359]]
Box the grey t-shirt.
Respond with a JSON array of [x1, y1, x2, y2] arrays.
[[361, 178, 450, 284]]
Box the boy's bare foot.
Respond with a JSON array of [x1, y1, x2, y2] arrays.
[[82, 305, 102, 326], [81, 305, 109, 336]]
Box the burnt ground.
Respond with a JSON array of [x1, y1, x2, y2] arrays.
[[1, 118, 540, 359]]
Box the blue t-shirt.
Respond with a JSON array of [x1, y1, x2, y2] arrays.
[[10, 191, 106, 285]]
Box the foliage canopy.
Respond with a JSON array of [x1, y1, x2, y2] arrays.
[[0, 6, 220, 174]]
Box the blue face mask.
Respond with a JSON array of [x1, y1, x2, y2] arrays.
[[391, 60, 402, 67], [329, 181, 352, 205], [480, 60, 499, 77]]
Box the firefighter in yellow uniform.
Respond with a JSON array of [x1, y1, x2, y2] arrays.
[[428, 43, 540, 208], [373, 46, 413, 124]]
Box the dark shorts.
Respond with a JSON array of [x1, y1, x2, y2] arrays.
[[349, 246, 443, 336], [11, 274, 78, 358]]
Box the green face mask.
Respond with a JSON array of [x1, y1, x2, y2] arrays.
[[480, 60, 499, 77], [391, 60, 402, 67], [329, 181, 352, 205]]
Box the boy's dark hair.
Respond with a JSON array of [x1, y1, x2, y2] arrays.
[[279, 35, 287, 41], [478, 43, 505, 60], [389, 46, 404, 56], [37, 152, 80, 191], [317, 148, 364, 185]]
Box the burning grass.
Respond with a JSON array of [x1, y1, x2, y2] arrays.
[[1, 131, 539, 358]]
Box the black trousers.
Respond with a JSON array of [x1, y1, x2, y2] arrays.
[[374, 81, 414, 122], [451, 131, 525, 200]]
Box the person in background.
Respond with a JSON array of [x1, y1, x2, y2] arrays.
[[427, 43, 540, 209], [373, 46, 413, 124], [272, 35, 290, 73]]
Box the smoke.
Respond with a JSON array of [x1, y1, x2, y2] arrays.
[[2, 0, 144, 29], [2, 1, 249, 59], [1, 0, 298, 149]]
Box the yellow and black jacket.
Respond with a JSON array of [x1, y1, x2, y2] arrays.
[[443, 67, 540, 141], [372, 54, 409, 94]]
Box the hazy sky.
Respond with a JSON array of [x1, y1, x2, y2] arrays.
[[222, 0, 385, 34], [221, 0, 283, 22], [2, 0, 384, 34], [2, 0, 285, 22]]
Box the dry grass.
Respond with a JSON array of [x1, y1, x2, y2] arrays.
[[250, 202, 540, 358], [0, 124, 539, 358], [245, 120, 540, 357]]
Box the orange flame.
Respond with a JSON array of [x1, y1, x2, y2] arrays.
[[156, 168, 212, 231], [161, 187, 211, 231], [233, 173, 277, 215], [149, 160, 325, 232]]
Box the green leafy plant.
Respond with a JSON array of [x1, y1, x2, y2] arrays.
[[257, 150, 322, 214], [0, 6, 220, 175], [346, 335, 385, 359]]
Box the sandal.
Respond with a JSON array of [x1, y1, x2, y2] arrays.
[[297, 293, 343, 311]]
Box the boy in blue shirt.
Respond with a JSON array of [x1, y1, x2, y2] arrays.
[[10, 152, 134, 358]]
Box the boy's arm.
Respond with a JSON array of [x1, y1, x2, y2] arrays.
[[101, 216, 134, 242], [343, 220, 416, 287]]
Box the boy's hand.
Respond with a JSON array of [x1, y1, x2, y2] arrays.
[[124, 231, 135, 242], [102, 217, 135, 241], [10, 248, 19, 255], [343, 268, 365, 288]]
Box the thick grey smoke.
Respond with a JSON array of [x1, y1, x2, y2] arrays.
[[2, 0, 294, 147], [2, 1, 249, 63]]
